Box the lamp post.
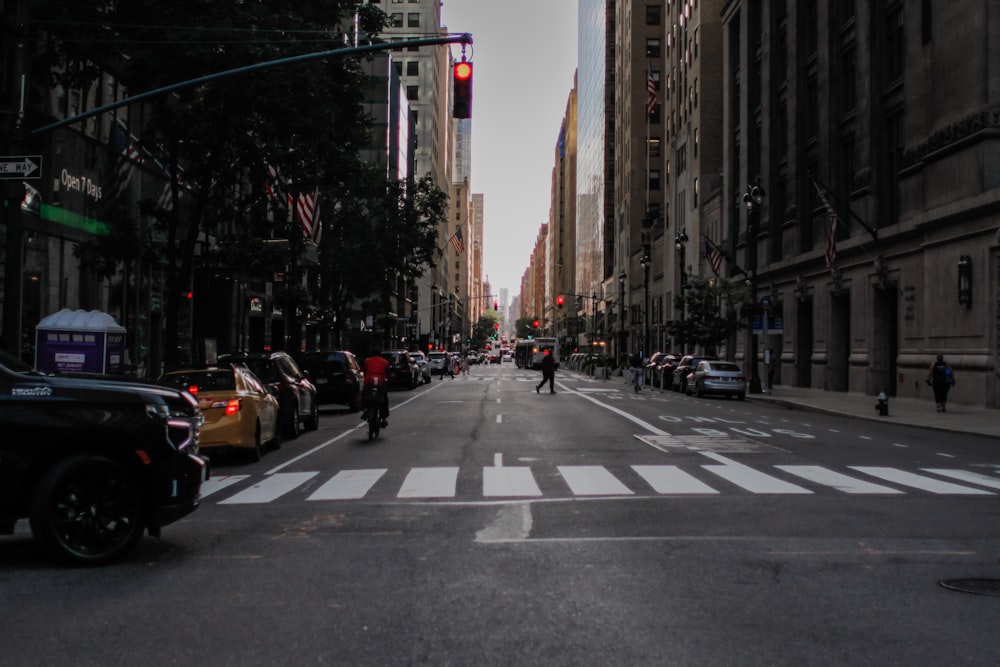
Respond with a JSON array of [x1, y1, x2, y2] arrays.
[[618, 270, 626, 360], [674, 229, 689, 354], [640, 249, 651, 360], [743, 182, 765, 394]]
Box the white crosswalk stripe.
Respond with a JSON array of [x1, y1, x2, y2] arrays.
[[201, 465, 997, 505]]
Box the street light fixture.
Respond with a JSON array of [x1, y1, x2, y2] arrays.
[[640, 250, 651, 360], [618, 270, 627, 360], [674, 229, 689, 353], [743, 181, 765, 394]]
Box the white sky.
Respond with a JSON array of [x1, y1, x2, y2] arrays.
[[440, 0, 579, 298]]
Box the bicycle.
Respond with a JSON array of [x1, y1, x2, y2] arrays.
[[361, 379, 384, 441]]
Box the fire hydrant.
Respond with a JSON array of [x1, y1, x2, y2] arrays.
[[876, 392, 889, 416]]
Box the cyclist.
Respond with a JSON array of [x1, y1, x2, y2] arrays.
[[362, 346, 391, 428]]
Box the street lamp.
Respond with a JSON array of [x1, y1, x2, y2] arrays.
[[743, 181, 765, 394], [618, 270, 627, 361], [640, 250, 651, 360], [674, 229, 689, 353]]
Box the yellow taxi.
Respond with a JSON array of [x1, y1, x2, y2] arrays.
[[160, 365, 280, 461]]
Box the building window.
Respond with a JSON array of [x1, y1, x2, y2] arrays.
[[884, 3, 904, 85], [648, 136, 661, 158], [406, 85, 418, 101], [390, 13, 403, 27], [407, 13, 420, 28], [407, 60, 419, 77], [649, 169, 661, 191], [693, 177, 699, 207], [646, 38, 661, 59], [646, 4, 661, 26]]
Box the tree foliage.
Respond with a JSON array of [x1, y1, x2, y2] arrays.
[[666, 277, 748, 356], [32, 1, 448, 364]]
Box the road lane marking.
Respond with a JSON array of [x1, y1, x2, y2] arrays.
[[775, 465, 903, 494], [558, 465, 634, 496], [398, 467, 459, 498], [632, 465, 719, 494], [219, 471, 318, 504], [850, 467, 995, 495], [308, 469, 386, 500], [699, 452, 811, 494]]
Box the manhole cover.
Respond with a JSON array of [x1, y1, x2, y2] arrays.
[[939, 579, 1000, 596], [635, 434, 780, 454]]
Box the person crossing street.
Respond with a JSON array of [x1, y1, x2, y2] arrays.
[[536, 350, 557, 394]]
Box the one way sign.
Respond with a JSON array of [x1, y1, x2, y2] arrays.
[[0, 155, 42, 179]]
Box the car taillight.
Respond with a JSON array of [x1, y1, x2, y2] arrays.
[[224, 399, 241, 415], [187, 385, 199, 395]]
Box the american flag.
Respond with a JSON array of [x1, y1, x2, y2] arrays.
[[812, 179, 839, 269], [647, 67, 659, 117], [449, 228, 465, 253], [264, 164, 292, 209], [296, 190, 321, 243], [704, 238, 723, 276], [107, 123, 141, 202]]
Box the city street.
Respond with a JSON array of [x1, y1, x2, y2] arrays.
[[3, 364, 1000, 666]]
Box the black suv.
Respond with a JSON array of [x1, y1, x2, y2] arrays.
[[382, 350, 420, 389], [219, 352, 318, 438], [0, 350, 207, 565], [294, 350, 363, 410]]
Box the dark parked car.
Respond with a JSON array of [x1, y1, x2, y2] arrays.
[[0, 349, 207, 565], [382, 350, 420, 389], [294, 350, 363, 411], [671, 354, 718, 394], [219, 351, 318, 438]]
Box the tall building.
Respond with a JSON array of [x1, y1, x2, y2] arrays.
[[549, 80, 579, 349], [720, 0, 998, 407]]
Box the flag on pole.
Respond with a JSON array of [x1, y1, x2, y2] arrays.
[[449, 227, 465, 253], [704, 238, 723, 276], [296, 190, 321, 242], [812, 179, 839, 268], [647, 66, 659, 116], [264, 164, 293, 209], [107, 123, 141, 202]]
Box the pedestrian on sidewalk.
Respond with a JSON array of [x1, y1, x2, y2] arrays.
[[926, 353, 956, 412], [536, 350, 556, 394]]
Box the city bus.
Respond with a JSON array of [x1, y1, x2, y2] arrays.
[[530, 337, 559, 369], [514, 340, 534, 369]]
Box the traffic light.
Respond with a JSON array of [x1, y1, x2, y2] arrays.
[[493, 300, 498, 311], [494, 323, 500, 331], [453, 60, 473, 118], [532, 319, 540, 328], [556, 295, 565, 310]]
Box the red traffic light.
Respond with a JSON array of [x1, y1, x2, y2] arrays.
[[453, 61, 473, 118], [532, 319, 540, 328], [494, 323, 500, 330], [493, 300, 499, 311], [556, 295, 565, 309]]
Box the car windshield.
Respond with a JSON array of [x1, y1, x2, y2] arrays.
[[710, 362, 740, 372], [162, 370, 236, 391]]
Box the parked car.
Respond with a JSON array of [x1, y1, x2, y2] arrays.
[[653, 354, 679, 386], [294, 350, 363, 410], [688, 359, 747, 400], [671, 354, 718, 394], [409, 350, 432, 384], [160, 365, 281, 460], [383, 350, 420, 389], [218, 351, 318, 438], [0, 349, 206, 565]]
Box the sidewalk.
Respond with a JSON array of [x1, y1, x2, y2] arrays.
[[746, 386, 1000, 439]]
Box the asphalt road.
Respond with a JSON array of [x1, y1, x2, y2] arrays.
[[3, 365, 1000, 666]]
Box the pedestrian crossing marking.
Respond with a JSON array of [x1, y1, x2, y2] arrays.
[[632, 465, 719, 494], [920, 468, 1000, 491], [851, 467, 995, 495], [218, 471, 319, 504], [201, 465, 1000, 505], [484, 466, 543, 497], [398, 467, 459, 498], [308, 469, 386, 501], [200, 474, 250, 498], [558, 465, 634, 496], [776, 465, 903, 494], [703, 462, 813, 494]]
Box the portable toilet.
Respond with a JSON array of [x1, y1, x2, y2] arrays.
[[35, 309, 127, 374]]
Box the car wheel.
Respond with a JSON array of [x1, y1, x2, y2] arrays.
[[249, 421, 263, 462], [283, 404, 301, 439], [29, 454, 145, 565], [305, 404, 319, 431]]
